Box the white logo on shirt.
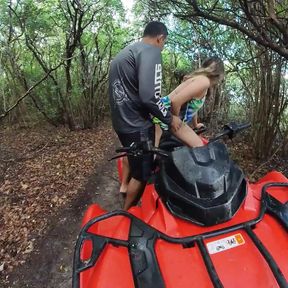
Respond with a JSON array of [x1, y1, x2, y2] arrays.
[[113, 79, 129, 105], [154, 64, 167, 116]]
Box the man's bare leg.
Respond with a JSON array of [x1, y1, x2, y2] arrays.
[[120, 156, 130, 194], [123, 178, 146, 210], [172, 123, 204, 147]]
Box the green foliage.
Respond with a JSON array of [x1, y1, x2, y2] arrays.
[[0, 0, 127, 127], [0, 0, 287, 160]]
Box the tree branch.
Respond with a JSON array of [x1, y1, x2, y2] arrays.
[[0, 63, 64, 121], [176, 0, 288, 59]]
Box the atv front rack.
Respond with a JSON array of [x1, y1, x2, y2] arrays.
[[73, 183, 288, 288]]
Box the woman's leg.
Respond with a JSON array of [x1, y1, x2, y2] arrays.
[[172, 123, 204, 147]]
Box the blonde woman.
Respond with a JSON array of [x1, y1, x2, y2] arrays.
[[153, 56, 224, 146]]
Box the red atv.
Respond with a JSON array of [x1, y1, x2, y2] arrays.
[[73, 123, 288, 288]]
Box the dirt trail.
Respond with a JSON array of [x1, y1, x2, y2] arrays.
[[6, 144, 123, 288], [3, 127, 287, 288]]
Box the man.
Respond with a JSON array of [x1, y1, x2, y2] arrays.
[[109, 21, 202, 210]]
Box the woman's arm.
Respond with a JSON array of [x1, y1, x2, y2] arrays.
[[191, 113, 205, 129], [170, 75, 210, 116], [192, 114, 198, 128]]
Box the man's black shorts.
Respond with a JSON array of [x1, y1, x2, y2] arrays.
[[117, 127, 155, 182]]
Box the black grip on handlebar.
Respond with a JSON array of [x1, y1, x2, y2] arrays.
[[115, 147, 131, 153], [211, 122, 251, 142], [235, 123, 251, 131]]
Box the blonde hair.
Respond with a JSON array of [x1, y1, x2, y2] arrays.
[[183, 57, 224, 82]]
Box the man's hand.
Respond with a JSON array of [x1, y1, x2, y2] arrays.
[[170, 115, 183, 133]]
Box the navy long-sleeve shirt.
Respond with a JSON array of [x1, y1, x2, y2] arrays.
[[109, 41, 172, 134]]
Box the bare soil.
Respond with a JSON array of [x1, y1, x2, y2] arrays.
[[0, 123, 122, 288], [6, 149, 122, 288]]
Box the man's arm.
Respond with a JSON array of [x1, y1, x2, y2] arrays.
[[137, 46, 172, 126]]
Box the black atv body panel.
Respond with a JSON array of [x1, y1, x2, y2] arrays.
[[155, 142, 247, 226]]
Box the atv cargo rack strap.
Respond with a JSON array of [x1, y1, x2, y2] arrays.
[[73, 183, 288, 288]]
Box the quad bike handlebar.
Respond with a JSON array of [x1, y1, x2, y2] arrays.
[[210, 122, 251, 142], [115, 141, 169, 158], [111, 122, 251, 160]]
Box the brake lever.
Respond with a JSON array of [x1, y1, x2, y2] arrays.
[[154, 150, 169, 157], [108, 153, 127, 161], [223, 122, 246, 139]]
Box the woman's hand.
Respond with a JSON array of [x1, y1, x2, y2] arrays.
[[195, 122, 205, 129], [170, 115, 183, 132]]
